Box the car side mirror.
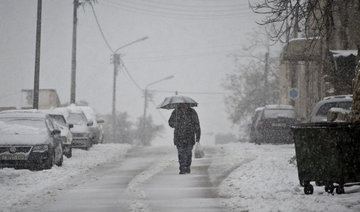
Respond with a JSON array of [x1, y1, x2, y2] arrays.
[[97, 119, 104, 124], [87, 121, 93, 126], [51, 129, 61, 135], [68, 123, 74, 129]]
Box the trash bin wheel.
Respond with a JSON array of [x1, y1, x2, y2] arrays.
[[336, 185, 345, 194], [304, 184, 314, 195], [325, 184, 335, 194]]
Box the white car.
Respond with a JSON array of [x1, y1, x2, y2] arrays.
[[71, 106, 104, 144], [63, 106, 93, 150], [309, 95, 353, 122], [40, 110, 73, 158]]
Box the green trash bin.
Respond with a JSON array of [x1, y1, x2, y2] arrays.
[[291, 122, 360, 195]]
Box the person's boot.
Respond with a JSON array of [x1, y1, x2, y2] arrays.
[[179, 167, 186, 174], [185, 166, 191, 174]]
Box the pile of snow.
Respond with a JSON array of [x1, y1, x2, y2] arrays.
[[213, 142, 360, 212], [0, 144, 131, 212]]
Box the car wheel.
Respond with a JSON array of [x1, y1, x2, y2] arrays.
[[56, 152, 63, 167], [44, 151, 55, 169], [55, 145, 64, 166], [304, 184, 314, 195], [65, 146, 72, 158]]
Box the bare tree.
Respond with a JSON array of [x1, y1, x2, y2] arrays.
[[250, 0, 335, 43], [251, 0, 360, 122], [223, 30, 279, 125]]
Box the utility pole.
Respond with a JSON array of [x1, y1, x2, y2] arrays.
[[143, 89, 148, 121], [263, 51, 269, 106], [33, 0, 42, 109], [70, 0, 78, 104], [112, 53, 120, 143], [293, 3, 299, 39], [141, 75, 173, 145], [110, 36, 148, 143]]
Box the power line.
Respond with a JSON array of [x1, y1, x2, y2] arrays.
[[148, 89, 229, 95], [100, 1, 252, 20], [106, 0, 250, 13], [120, 58, 144, 92], [125, 50, 236, 62], [149, 99, 168, 122], [89, 2, 114, 53]]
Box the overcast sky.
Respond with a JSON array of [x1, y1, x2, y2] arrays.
[[0, 0, 263, 143]]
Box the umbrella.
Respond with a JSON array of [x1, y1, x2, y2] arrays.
[[157, 95, 198, 109]]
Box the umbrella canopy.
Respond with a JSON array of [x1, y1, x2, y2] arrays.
[[158, 95, 198, 109]]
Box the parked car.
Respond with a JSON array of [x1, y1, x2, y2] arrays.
[[0, 110, 63, 170], [64, 107, 93, 150], [75, 106, 104, 144], [309, 95, 353, 123], [40, 110, 73, 158], [253, 105, 299, 144], [249, 107, 264, 143]]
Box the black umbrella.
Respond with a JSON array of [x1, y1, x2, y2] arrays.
[[157, 95, 198, 110]]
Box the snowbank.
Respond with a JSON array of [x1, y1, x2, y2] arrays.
[[0, 144, 131, 212], [213, 142, 360, 212]]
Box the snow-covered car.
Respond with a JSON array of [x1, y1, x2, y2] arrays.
[[65, 107, 93, 150], [253, 105, 298, 144], [74, 106, 104, 144], [40, 110, 74, 158], [309, 95, 353, 122], [249, 106, 264, 143], [0, 111, 63, 170]]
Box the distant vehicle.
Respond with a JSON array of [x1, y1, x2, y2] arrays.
[[40, 110, 74, 158], [75, 106, 104, 144], [62, 106, 93, 150], [253, 105, 298, 144], [0, 110, 63, 170], [20, 89, 61, 109], [249, 107, 264, 143], [309, 95, 353, 123]]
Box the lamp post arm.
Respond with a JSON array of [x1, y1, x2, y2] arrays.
[[145, 75, 174, 89], [114, 36, 149, 53]]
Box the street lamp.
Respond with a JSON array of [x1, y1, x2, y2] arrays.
[[111, 36, 148, 143], [141, 75, 174, 145], [143, 75, 174, 120]]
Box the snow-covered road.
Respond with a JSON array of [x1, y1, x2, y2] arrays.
[[21, 146, 227, 212], [1, 142, 360, 212]]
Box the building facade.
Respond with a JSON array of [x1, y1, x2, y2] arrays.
[[279, 0, 359, 120]]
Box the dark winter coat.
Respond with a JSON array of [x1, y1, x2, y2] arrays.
[[168, 107, 201, 146]]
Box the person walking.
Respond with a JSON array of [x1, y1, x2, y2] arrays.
[[168, 103, 201, 174]]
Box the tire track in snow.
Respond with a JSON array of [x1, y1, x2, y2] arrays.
[[125, 153, 175, 212]]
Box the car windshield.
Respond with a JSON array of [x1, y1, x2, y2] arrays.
[[68, 113, 87, 125], [316, 101, 352, 116], [264, 109, 296, 119], [50, 115, 67, 128]]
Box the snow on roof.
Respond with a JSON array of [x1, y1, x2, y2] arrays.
[[255, 107, 264, 111], [330, 50, 358, 58], [53, 107, 71, 120], [322, 94, 353, 101], [264, 104, 294, 110], [0, 120, 46, 135], [66, 104, 85, 114], [38, 109, 63, 116], [329, 107, 351, 114], [0, 110, 47, 119], [75, 106, 97, 120]]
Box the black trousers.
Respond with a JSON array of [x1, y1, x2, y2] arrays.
[[176, 144, 194, 171]]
